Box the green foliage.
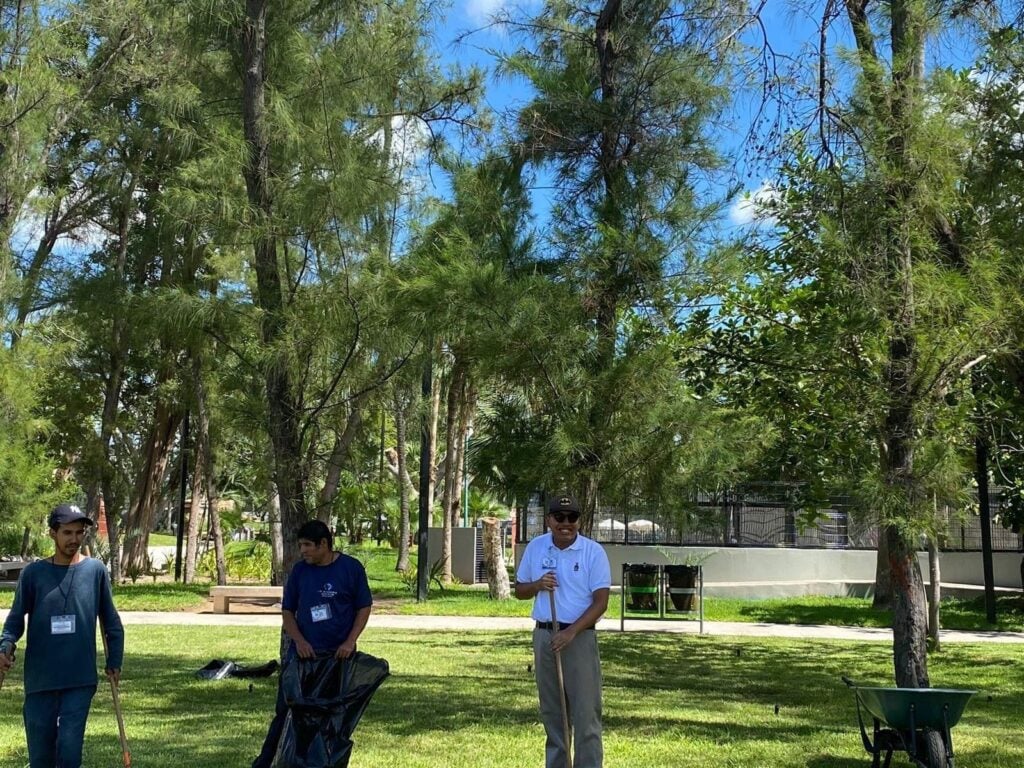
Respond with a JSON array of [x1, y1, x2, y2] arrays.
[[197, 540, 272, 582], [0, 525, 52, 558], [0, 345, 68, 531], [398, 556, 451, 596]]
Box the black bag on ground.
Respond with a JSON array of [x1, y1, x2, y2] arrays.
[[196, 659, 279, 680], [271, 651, 389, 768]]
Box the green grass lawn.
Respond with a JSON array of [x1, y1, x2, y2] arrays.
[[0, 625, 1021, 767], [147, 532, 178, 547]]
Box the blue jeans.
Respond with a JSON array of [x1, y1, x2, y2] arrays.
[[24, 685, 97, 768]]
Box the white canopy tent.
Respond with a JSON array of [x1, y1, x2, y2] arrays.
[[627, 518, 660, 531]]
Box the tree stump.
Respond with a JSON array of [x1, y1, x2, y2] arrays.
[[481, 517, 510, 600]]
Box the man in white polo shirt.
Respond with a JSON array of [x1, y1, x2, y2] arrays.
[[515, 493, 611, 768]]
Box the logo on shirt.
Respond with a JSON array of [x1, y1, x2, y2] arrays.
[[320, 582, 337, 599]]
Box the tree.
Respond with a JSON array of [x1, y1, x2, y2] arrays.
[[716, 0, 1022, 688], [497, 0, 753, 527]]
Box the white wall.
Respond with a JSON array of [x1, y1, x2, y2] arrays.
[[515, 543, 1023, 598]]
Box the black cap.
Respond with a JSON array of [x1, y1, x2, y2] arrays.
[[547, 494, 579, 514], [48, 504, 94, 529]]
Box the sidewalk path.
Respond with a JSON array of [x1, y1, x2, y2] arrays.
[[4, 608, 1022, 644]]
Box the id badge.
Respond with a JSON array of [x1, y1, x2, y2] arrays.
[[51, 615, 76, 635], [311, 604, 332, 623]]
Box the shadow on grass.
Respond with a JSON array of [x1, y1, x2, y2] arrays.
[[805, 757, 864, 767], [940, 594, 1024, 632], [732, 602, 892, 628]]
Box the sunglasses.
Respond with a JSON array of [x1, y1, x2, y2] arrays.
[[549, 511, 580, 523]]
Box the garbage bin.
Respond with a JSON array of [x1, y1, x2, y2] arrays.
[[622, 563, 659, 613]]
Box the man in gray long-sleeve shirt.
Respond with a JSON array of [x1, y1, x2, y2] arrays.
[[1, 503, 124, 768]]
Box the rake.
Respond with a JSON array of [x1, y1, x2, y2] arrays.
[[101, 629, 131, 768]]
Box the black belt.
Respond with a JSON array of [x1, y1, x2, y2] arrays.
[[535, 621, 593, 631]]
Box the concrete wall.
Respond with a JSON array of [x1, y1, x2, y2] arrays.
[[516, 543, 1023, 598], [426, 527, 478, 584]]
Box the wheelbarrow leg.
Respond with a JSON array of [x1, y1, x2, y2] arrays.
[[943, 704, 955, 768]]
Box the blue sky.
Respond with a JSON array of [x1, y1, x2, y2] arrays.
[[426, 1, 828, 229], [425, 2, 998, 231]]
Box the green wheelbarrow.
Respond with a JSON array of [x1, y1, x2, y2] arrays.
[[842, 676, 975, 768]]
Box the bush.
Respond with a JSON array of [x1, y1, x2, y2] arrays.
[[198, 540, 272, 582], [0, 524, 53, 558]]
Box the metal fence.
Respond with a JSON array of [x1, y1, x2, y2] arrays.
[[517, 485, 1023, 552]]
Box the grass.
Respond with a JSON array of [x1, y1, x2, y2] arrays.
[[147, 532, 178, 547], [0, 625, 1022, 767]]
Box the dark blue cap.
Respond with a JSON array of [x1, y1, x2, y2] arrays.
[[48, 504, 94, 529]]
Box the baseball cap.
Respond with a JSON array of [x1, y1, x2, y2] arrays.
[[48, 504, 94, 528], [547, 494, 580, 514]]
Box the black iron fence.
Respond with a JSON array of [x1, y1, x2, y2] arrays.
[[517, 485, 1023, 552]]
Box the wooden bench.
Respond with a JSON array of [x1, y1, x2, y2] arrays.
[[210, 585, 283, 614], [0, 561, 27, 582]]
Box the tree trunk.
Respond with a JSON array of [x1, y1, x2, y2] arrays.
[[449, 395, 466, 529], [385, 447, 417, 502], [207, 499, 227, 586], [184, 467, 205, 584], [122, 403, 180, 573], [481, 517, 510, 600], [267, 476, 285, 586], [317, 395, 368, 522], [888, 526, 930, 687], [10, 201, 62, 347], [873, 533, 894, 609], [440, 357, 467, 584], [193, 358, 226, 585], [428, 352, 441, 510], [395, 390, 412, 573], [927, 535, 940, 651], [92, 165, 139, 584], [241, 0, 307, 579], [579, 474, 600, 539]]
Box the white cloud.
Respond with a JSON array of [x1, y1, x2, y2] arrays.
[[461, 0, 542, 28], [464, 0, 511, 26], [368, 115, 433, 197], [729, 181, 780, 227]]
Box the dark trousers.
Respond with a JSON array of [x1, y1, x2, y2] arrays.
[[24, 685, 97, 768], [252, 676, 287, 768]]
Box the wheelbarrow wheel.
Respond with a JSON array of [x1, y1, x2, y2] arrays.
[[917, 728, 948, 768]]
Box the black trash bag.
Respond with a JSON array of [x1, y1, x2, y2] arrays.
[[196, 659, 279, 680], [196, 660, 237, 680], [271, 651, 389, 768]]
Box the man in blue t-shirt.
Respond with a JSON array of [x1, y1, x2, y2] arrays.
[[252, 520, 373, 768], [0, 503, 125, 768]]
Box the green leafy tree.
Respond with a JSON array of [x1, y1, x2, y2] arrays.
[[497, 0, 755, 527]]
